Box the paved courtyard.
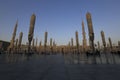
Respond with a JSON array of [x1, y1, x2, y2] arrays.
[[0, 54, 120, 80]]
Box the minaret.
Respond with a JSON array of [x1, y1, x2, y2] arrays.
[[18, 32, 23, 49], [8, 21, 18, 51], [28, 14, 36, 52], [86, 12, 95, 52], [75, 31, 79, 53], [82, 21, 87, 52], [101, 31, 106, 51], [108, 37, 112, 50]]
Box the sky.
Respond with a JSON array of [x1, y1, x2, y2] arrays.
[[0, 0, 120, 46]]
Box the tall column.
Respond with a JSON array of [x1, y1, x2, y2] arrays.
[[44, 32, 48, 47], [118, 41, 120, 49], [86, 12, 95, 52], [15, 39, 18, 49], [101, 31, 106, 51], [50, 38, 52, 47], [50, 38, 53, 53], [28, 14, 36, 53], [36, 37, 38, 51], [101, 31, 109, 64], [39, 41, 42, 53], [97, 41, 100, 50], [82, 21, 87, 52], [75, 31, 79, 53], [8, 21, 18, 51], [108, 37, 113, 50], [53, 40, 56, 53], [71, 38, 73, 47], [71, 38, 74, 53], [36, 37, 38, 47], [68, 41, 71, 53], [53, 40, 55, 47], [18, 32, 23, 50], [39, 41, 42, 47], [44, 32, 48, 53], [32, 38, 35, 48]]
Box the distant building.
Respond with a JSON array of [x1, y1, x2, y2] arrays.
[[0, 40, 10, 51]]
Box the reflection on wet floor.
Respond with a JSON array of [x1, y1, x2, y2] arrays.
[[0, 54, 40, 64], [63, 53, 120, 64], [0, 53, 120, 64], [0, 53, 120, 80]]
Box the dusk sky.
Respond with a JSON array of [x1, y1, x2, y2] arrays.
[[0, 0, 120, 46]]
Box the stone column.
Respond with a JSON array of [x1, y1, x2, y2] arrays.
[[28, 14, 36, 53], [86, 12, 95, 52]]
